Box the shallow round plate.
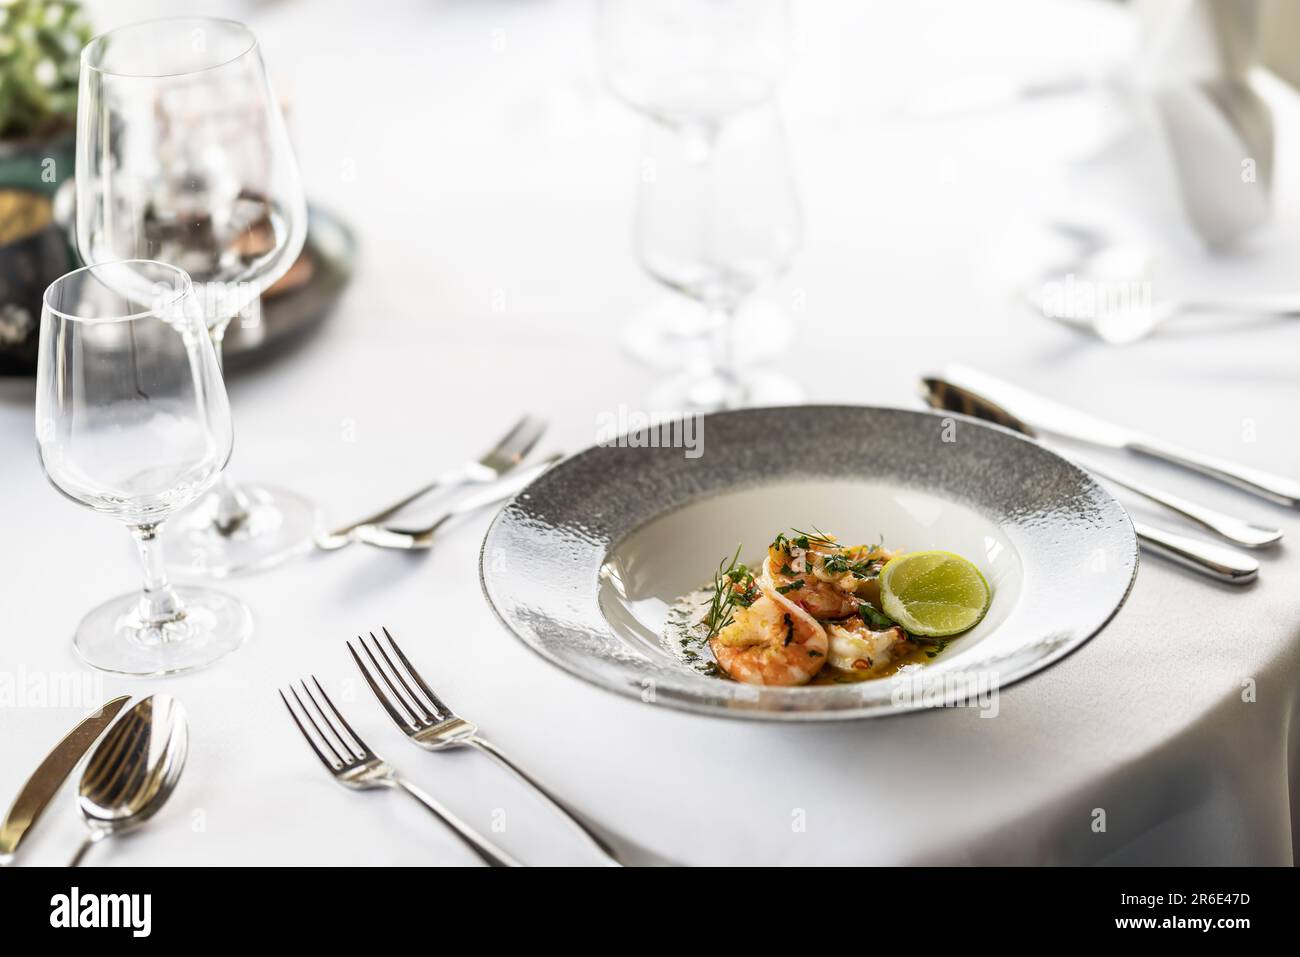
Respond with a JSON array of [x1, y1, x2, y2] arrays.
[[480, 406, 1138, 720]]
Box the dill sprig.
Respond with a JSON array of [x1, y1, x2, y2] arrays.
[[788, 526, 838, 550], [700, 545, 758, 639]]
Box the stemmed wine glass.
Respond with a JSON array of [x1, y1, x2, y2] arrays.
[[75, 17, 312, 576], [597, 0, 793, 371], [636, 105, 802, 410], [35, 260, 251, 675]]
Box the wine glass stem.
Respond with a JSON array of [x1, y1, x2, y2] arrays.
[[207, 317, 253, 534], [131, 523, 183, 624]]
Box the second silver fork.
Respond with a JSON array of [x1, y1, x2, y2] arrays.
[[349, 628, 624, 867], [280, 676, 520, 867]]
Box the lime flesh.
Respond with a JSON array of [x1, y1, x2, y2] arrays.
[[879, 550, 991, 637]]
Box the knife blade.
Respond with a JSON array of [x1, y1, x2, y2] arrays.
[[0, 694, 130, 864], [921, 376, 1262, 583], [941, 364, 1300, 507]]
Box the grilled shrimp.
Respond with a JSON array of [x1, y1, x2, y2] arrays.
[[767, 537, 896, 620], [710, 578, 829, 686], [825, 617, 915, 676]]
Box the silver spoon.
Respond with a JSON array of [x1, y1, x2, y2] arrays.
[[69, 695, 188, 867], [1045, 290, 1300, 346], [1029, 240, 1300, 345]]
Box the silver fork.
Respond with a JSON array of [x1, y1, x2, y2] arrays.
[[279, 675, 520, 867], [349, 628, 623, 867], [353, 454, 562, 550], [317, 415, 546, 550]]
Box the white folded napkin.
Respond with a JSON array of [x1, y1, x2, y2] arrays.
[[1136, 0, 1273, 247]]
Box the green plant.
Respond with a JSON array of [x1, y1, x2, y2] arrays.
[[0, 0, 92, 141]]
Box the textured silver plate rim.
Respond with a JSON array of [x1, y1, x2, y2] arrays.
[[480, 405, 1139, 722]]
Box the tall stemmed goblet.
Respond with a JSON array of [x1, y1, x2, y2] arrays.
[[75, 17, 313, 577], [636, 105, 802, 411], [35, 260, 252, 676], [597, 0, 792, 370]]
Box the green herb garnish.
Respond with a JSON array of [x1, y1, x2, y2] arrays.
[[700, 545, 759, 640], [858, 602, 896, 629]]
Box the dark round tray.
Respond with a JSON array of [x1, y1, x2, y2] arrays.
[[0, 204, 356, 376]]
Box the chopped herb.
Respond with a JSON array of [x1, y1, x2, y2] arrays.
[[920, 638, 951, 659], [858, 602, 896, 629], [822, 554, 882, 579], [782, 613, 794, 646], [807, 650, 823, 658], [775, 579, 804, 594]]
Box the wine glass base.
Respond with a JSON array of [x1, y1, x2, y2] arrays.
[[649, 367, 805, 413], [621, 298, 795, 370], [73, 586, 252, 676], [167, 483, 321, 578]]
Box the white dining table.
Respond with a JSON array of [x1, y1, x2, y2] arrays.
[[2, 0, 1299, 866]]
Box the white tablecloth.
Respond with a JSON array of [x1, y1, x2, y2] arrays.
[[2, 0, 1299, 866]]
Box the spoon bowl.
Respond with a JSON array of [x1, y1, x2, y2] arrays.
[[70, 694, 188, 867]]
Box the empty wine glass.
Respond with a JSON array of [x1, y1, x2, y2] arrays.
[[597, 0, 794, 369], [637, 105, 802, 411], [75, 17, 313, 577], [35, 260, 252, 676], [598, 0, 790, 128]]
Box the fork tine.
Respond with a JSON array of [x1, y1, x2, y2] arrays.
[[380, 626, 453, 718], [495, 414, 546, 464], [359, 633, 427, 723], [308, 676, 373, 758], [285, 685, 349, 767], [348, 639, 421, 731], [365, 631, 437, 724]]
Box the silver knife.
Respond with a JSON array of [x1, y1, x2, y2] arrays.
[[0, 695, 130, 865], [921, 376, 1260, 584], [942, 365, 1300, 507]]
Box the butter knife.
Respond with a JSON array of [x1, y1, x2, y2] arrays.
[[942, 365, 1300, 507], [0, 695, 130, 865]]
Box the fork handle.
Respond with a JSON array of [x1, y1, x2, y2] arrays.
[[68, 831, 105, 868], [468, 735, 624, 867], [392, 777, 521, 867], [326, 467, 473, 539]]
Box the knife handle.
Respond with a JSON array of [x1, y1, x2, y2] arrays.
[[1129, 438, 1300, 508], [1134, 521, 1259, 584]]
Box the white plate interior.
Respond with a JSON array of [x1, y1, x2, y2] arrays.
[[600, 479, 1023, 677]]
